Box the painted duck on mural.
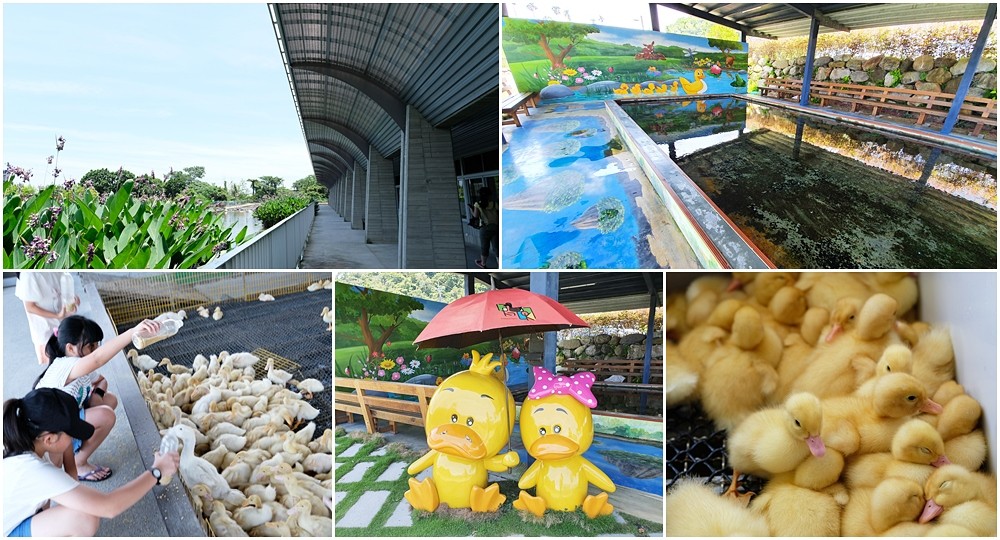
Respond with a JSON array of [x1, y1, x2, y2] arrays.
[[404, 352, 519, 512], [513, 367, 617, 519], [678, 68, 708, 95]]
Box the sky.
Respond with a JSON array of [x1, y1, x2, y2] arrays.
[[3, 3, 314, 188], [504, 1, 685, 31]]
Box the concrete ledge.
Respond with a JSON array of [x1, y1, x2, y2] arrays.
[[605, 99, 772, 269]]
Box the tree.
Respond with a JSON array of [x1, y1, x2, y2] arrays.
[[292, 174, 328, 202], [708, 37, 743, 57], [663, 16, 740, 41], [81, 167, 136, 194], [185, 180, 228, 202], [334, 283, 423, 357], [163, 166, 206, 198], [503, 19, 599, 69], [249, 175, 284, 200]]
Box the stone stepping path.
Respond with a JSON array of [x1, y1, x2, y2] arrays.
[[339, 461, 375, 483], [376, 461, 408, 482], [340, 442, 363, 458], [336, 490, 390, 528]]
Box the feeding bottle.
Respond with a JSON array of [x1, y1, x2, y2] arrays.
[[158, 431, 179, 485], [59, 273, 76, 313], [133, 318, 183, 349]]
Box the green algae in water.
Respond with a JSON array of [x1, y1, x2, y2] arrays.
[[568, 128, 598, 138], [541, 251, 588, 269], [504, 170, 585, 213], [572, 197, 626, 233], [548, 138, 582, 157]]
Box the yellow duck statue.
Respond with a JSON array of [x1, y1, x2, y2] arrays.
[[513, 366, 617, 519], [404, 351, 519, 512]]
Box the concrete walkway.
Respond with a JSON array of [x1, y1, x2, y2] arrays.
[[299, 204, 397, 269], [2, 277, 203, 537]]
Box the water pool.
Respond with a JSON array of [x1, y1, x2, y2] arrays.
[[502, 102, 699, 269], [621, 98, 997, 268]]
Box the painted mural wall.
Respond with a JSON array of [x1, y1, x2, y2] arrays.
[[503, 18, 749, 102]]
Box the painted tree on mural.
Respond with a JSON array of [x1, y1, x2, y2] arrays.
[[504, 19, 600, 69], [707, 38, 743, 57], [334, 283, 423, 357]]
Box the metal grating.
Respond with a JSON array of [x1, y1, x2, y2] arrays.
[[666, 402, 765, 496]]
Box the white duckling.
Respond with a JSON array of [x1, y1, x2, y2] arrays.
[[265, 358, 293, 386], [245, 484, 277, 503], [308, 429, 333, 454], [249, 521, 290, 537], [303, 452, 332, 474], [233, 495, 273, 530], [197, 306, 210, 318], [127, 349, 158, 371], [209, 500, 248, 536], [159, 357, 191, 375], [307, 281, 323, 292], [192, 354, 209, 372], [229, 352, 260, 369], [291, 378, 324, 400], [155, 310, 186, 322], [168, 424, 244, 507], [259, 293, 275, 302], [206, 422, 246, 440], [211, 433, 247, 453], [221, 460, 253, 488], [288, 500, 332, 537], [200, 444, 232, 470], [212, 306, 224, 320]]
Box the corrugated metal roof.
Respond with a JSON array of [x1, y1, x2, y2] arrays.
[[271, 3, 499, 186], [666, 3, 992, 39]]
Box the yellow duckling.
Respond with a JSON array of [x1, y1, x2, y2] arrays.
[[641, 86, 653, 95], [678, 69, 708, 95], [405, 353, 519, 513], [670, 80, 679, 95], [513, 367, 616, 519], [630, 84, 642, 95], [657, 84, 668, 93], [696, 101, 707, 113]]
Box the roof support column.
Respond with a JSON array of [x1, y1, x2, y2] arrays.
[[339, 176, 348, 219], [941, 3, 996, 135], [529, 272, 560, 374], [640, 273, 657, 414], [351, 161, 367, 230], [649, 4, 660, 32], [398, 105, 466, 269], [799, 15, 820, 107], [365, 146, 398, 245]]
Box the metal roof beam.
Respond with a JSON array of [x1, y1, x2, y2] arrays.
[[302, 117, 371, 159], [311, 154, 346, 176], [291, 60, 406, 129], [662, 3, 778, 39], [310, 139, 362, 169], [784, 3, 851, 32]]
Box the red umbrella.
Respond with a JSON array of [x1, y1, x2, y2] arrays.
[[413, 288, 589, 349]]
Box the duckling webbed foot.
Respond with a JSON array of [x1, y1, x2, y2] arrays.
[[469, 483, 505, 512], [512, 490, 546, 517], [722, 471, 755, 507], [582, 492, 614, 519], [404, 477, 440, 512]]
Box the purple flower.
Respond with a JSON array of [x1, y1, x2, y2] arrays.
[[27, 213, 41, 228], [55, 136, 65, 151], [46, 251, 57, 264], [86, 243, 96, 265], [575, 77, 584, 84], [50, 206, 62, 219], [5, 163, 33, 183], [23, 235, 52, 260], [62, 178, 75, 190], [212, 241, 229, 254], [52, 168, 61, 180], [377, 369, 385, 377], [577, 66, 586, 73], [46, 155, 54, 165], [396, 356, 405, 365], [391, 372, 400, 381]]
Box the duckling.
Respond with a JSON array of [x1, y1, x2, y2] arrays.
[[265, 358, 294, 386], [858, 272, 918, 315], [919, 464, 997, 536], [200, 443, 232, 470], [844, 419, 949, 490], [751, 478, 841, 536], [259, 293, 275, 302], [727, 393, 825, 486], [821, 372, 943, 456], [155, 309, 187, 322], [665, 341, 699, 408], [320, 306, 333, 325], [159, 357, 192, 376], [233, 494, 273, 530], [212, 306, 224, 320], [288, 500, 332, 537], [228, 352, 259, 369], [841, 477, 924, 536], [796, 272, 873, 312], [221, 460, 253, 488], [209, 500, 248, 537], [249, 521, 290, 537], [245, 484, 277, 503], [290, 378, 324, 400], [934, 393, 982, 441], [306, 281, 323, 292], [911, 326, 955, 396], [127, 349, 158, 371], [189, 483, 214, 517], [197, 305, 210, 318], [665, 480, 769, 536], [169, 424, 245, 507], [302, 452, 332, 474], [308, 429, 333, 454], [944, 429, 988, 471], [211, 433, 247, 453], [773, 307, 829, 401], [855, 343, 913, 397]]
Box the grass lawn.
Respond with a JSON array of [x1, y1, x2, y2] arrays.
[[335, 430, 660, 537]]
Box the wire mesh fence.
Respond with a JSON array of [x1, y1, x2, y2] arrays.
[[97, 272, 333, 432]]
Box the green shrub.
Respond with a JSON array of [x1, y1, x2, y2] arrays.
[[253, 196, 309, 228], [4, 176, 246, 269]]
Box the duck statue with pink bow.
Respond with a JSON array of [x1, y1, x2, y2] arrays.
[[513, 366, 617, 519]]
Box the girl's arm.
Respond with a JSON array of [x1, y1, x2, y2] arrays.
[[50, 451, 178, 519], [62, 445, 78, 480], [68, 320, 159, 380]]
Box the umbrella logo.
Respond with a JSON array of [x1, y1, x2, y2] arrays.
[[497, 302, 536, 321]]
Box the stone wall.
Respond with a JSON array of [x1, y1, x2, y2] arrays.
[[750, 53, 997, 97], [555, 333, 663, 362]]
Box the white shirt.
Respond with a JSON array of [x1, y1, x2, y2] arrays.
[[14, 272, 70, 346], [3, 453, 79, 535], [35, 357, 94, 408]]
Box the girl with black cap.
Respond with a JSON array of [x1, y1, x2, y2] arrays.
[[34, 315, 159, 482], [3, 387, 179, 537]]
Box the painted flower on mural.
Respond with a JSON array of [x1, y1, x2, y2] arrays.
[[562, 68, 578, 76], [391, 372, 400, 381], [377, 369, 385, 378], [577, 66, 586, 73], [379, 359, 396, 370], [400, 366, 414, 376], [409, 359, 421, 369], [591, 69, 602, 77], [395, 356, 405, 365], [575, 77, 584, 84], [548, 80, 561, 85]]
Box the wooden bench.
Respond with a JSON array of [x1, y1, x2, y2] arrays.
[[502, 91, 537, 127], [334, 377, 436, 434], [762, 77, 997, 136], [560, 358, 663, 414]]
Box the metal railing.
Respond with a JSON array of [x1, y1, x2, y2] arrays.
[[202, 202, 316, 269]]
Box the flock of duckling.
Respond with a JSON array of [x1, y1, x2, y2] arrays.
[[131, 310, 332, 536], [665, 272, 995, 536]]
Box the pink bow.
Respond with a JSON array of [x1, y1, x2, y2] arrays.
[[528, 366, 598, 408]]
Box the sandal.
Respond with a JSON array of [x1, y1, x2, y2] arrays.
[[475, 259, 486, 269], [78, 466, 113, 482]]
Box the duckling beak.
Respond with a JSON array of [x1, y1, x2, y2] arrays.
[[806, 435, 826, 457], [825, 324, 843, 343], [726, 278, 743, 292], [931, 454, 951, 467], [919, 398, 943, 415], [918, 498, 943, 523], [428, 424, 486, 459], [529, 434, 579, 460]]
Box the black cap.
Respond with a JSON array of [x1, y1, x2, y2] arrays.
[[22, 388, 95, 441]]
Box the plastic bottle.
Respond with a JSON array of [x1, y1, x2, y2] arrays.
[[158, 431, 178, 485], [59, 273, 76, 313], [133, 318, 183, 349]]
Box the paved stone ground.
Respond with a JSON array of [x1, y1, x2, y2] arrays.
[[334, 437, 662, 536]]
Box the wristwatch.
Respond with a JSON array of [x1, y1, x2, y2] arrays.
[[151, 467, 162, 485]]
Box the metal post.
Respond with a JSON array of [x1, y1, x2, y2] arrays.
[[799, 15, 820, 107], [640, 273, 657, 414], [529, 272, 560, 373], [941, 3, 996, 135], [793, 117, 805, 160], [649, 3, 660, 32]]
